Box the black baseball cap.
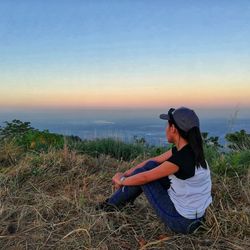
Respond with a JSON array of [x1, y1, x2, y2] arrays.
[[160, 107, 200, 132]]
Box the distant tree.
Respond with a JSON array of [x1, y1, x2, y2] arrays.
[[133, 135, 147, 145], [202, 132, 222, 149], [66, 135, 82, 142], [0, 120, 64, 151], [225, 130, 250, 150], [0, 119, 36, 140]]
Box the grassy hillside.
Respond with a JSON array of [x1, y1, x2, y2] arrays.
[[0, 120, 249, 249]]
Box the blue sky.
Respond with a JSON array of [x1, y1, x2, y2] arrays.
[[0, 0, 250, 111]]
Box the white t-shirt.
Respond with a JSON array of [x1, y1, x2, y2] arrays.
[[167, 145, 212, 219]]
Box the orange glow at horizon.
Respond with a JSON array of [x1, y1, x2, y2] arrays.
[[1, 82, 250, 109]]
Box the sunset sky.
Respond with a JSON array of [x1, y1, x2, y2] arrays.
[[0, 0, 250, 111]]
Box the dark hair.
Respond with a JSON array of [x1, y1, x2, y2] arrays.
[[169, 121, 207, 169]]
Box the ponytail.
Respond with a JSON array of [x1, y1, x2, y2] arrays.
[[178, 126, 207, 169]]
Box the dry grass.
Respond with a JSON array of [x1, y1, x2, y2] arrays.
[[0, 148, 249, 250]]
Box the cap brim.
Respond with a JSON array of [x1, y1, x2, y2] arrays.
[[159, 114, 170, 120]]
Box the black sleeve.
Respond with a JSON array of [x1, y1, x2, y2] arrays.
[[167, 146, 195, 180]]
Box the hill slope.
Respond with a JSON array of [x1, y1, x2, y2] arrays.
[[0, 147, 249, 249]]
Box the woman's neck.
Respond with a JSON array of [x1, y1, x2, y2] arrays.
[[174, 136, 188, 151]]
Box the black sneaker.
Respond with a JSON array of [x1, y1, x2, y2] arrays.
[[95, 199, 120, 212]]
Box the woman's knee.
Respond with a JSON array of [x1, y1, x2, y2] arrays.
[[132, 160, 160, 175], [143, 160, 160, 170], [132, 167, 145, 175]]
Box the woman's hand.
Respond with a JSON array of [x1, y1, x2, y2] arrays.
[[123, 164, 140, 177], [112, 172, 124, 190], [123, 170, 130, 177], [123, 160, 152, 177]]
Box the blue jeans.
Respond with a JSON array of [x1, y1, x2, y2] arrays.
[[108, 160, 204, 234]]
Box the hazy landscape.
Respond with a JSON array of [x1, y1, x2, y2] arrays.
[[1, 109, 250, 146]]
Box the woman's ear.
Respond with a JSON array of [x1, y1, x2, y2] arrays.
[[171, 124, 178, 134]]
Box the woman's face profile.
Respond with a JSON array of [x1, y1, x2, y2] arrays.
[[166, 123, 174, 143]]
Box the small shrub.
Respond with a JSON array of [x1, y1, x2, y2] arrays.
[[0, 119, 35, 140], [72, 138, 146, 161], [0, 120, 64, 153], [204, 143, 221, 166], [202, 132, 222, 149], [208, 149, 250, 177], [147, 145, 172, 158], [226, 150, 250, 175], [19, 130, 64, 151], [226, 130, 250, 150]]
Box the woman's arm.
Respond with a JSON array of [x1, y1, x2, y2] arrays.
[[113, 160, 179, 186], [123, 148, 173, 177]]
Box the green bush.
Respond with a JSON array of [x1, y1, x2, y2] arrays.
[[70, 136, 172, 161], [146, 145, 172, 158], [204, 144, 221, 168], [208, 149, 250, 176], [226, 150, 250, 175], [0, 120, 64, 152], [225, 130, 250, 150], [70, 138, 147, 161], [202, 132, 222, 149], [19, 130, 64, 151], [0, 119, 35, 139]]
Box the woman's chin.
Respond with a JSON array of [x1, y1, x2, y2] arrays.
[[167, 139, 172, 143]]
